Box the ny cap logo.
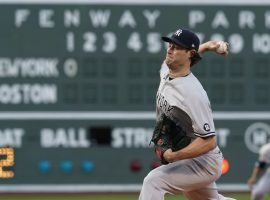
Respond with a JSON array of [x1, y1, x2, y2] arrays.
[[174, 29, 182, 37]]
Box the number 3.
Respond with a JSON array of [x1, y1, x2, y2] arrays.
[[0, 148, 15, 178]]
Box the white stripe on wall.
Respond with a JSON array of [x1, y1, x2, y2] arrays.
[[0, 0, 269, 5], [0, 184, 249, 193], [0, 111, 269, 120]]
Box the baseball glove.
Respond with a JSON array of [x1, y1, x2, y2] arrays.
[[150, 114, 191, 164]]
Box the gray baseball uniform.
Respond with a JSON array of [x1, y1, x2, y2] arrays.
[[139, 63, 230, 200], [252, 143, 270, 200]]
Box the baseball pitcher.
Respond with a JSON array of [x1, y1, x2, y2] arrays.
[[139, 28, 235, 200]]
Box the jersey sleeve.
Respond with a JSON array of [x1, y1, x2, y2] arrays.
[[160, 61, 169, 79], [187, 92, 216, 138], [259, 143, 270, 163]]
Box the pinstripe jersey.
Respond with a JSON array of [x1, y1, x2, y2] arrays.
[[156, 62, 216, 140], [259, 143, 270, 172], [259, 143, 270, 163]]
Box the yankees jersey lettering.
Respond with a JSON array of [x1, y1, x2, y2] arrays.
[[156, 62, 215, 139]]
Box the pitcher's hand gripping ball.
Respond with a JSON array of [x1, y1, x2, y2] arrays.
[[216, 41, 229, 55], [150, 114, 191, 164]]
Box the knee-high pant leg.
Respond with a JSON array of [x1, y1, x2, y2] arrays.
[[139, 148, 223, 200], [252, 171, 270, 200]]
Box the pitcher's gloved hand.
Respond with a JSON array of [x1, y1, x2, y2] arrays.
[[150, 114, 191, 164]]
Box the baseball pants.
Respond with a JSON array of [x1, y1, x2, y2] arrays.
[[251, 170, 270, 200], [139, 147, 226, 200]]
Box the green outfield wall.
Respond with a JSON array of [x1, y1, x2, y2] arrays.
[[0, 0, 270, 192]]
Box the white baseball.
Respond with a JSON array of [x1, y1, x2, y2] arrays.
[[217, 41, 228, 54]]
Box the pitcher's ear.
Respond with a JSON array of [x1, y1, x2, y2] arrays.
[[189, 50, 196, 58]]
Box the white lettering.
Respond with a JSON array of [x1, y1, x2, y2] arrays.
[[212, 11, 229, 29], [40, 128, 90, 148], [189, 10, 205, 28], [63, 58, 78, 77], [66, 32, 75, 52], [127, 32, 142, 52], [239, 11, 255, 29], [39, 9, 55, 28], [147, 32, 161, 53], [143, 10, 160, 28], [112, 128, 153, 148], [20, 59, 59, 77], [253, 34, 270, 54], [102, 32, 117, 53], [64, 10, 80, 27], [0, 129, 24, 148], [89, 10, 111, 28], [0, 84, 57, 104], [83, 32, 97, 52], [253, 130, 267, 145], [40, 128, 54, 148], [15, 9, 30, 27], [119, 10, 136, 28], [0, 58, 59, 78], [216, 128, 230, 148], [265, 11, 270, 29], [228, 34, 244, 53]]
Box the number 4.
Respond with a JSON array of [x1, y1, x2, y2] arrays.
[[127, 32, 142, 52]]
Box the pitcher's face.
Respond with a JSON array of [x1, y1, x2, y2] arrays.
[[165, 43, 191, 70]]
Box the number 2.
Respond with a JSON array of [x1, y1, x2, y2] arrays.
[[0, 148, 15, 178]]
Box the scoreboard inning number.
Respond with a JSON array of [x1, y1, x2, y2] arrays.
[[0, 148, 15, 178]]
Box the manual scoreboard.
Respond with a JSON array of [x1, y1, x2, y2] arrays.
[[0, 1, 270, 192]]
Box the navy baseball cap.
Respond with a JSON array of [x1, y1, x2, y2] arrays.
[[162, 28, 200, 51]]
